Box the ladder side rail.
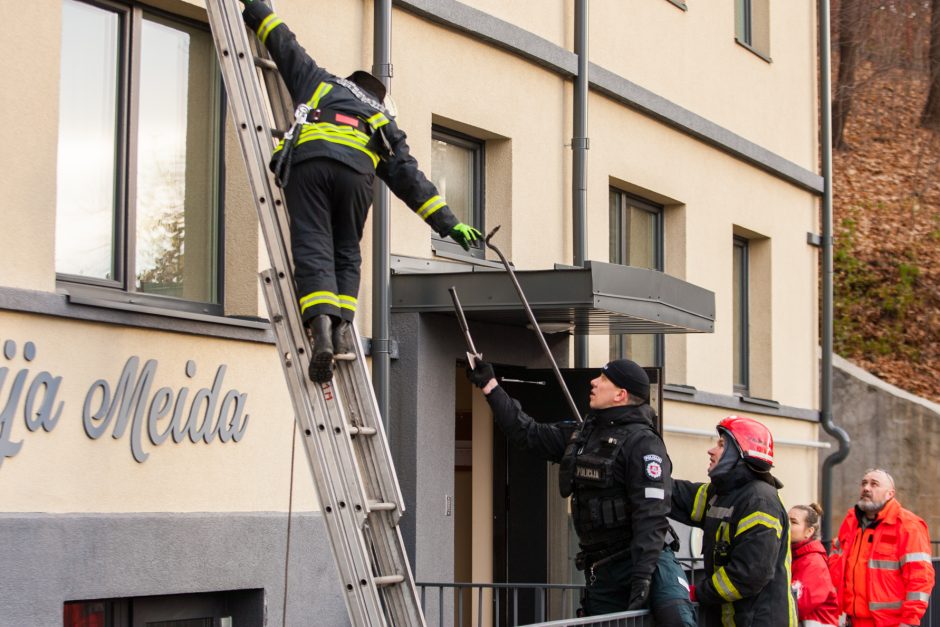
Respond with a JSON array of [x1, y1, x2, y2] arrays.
[[207, 0, 294, 269], [335, 326, 408, 523], [261, 270, 389, 626], [247, 32, 295, 133]]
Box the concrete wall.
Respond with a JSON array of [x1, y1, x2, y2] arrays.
[[823, 355, 940, 537]]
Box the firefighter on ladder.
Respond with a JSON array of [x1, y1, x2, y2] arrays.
[[238, 0, 481, 382]]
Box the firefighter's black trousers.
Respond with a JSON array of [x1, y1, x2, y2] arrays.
[[283, 158, 374, 323]]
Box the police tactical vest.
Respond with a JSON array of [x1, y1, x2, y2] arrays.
[[561, 421, 652, 548]]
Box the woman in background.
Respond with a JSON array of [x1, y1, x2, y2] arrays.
[[789, 503, 840, 627]]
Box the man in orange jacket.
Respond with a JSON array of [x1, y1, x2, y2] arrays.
[[828, 468, 935, 627]]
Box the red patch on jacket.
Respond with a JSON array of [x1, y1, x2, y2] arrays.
[[335, 113, 359, 127]]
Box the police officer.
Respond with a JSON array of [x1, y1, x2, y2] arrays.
[[671, 416, 796, 627], [240, 0, 481, 382], [467, 358, 694, 622]]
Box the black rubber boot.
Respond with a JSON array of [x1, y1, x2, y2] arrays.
[[308, 315, 334, 382], [332, 320, 355, 361]]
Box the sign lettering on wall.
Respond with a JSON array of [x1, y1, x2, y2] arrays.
[[1, 339, 250, 466]]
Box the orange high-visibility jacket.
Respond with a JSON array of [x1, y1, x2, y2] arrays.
[[828, 499, 935, 626]]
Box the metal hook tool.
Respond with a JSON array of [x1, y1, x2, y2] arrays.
[[484, 226, 583, 423]]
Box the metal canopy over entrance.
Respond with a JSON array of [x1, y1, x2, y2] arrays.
[[391, 259, 715, 335]]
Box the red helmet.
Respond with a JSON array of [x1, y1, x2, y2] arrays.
[[717, 415, 774, 469]]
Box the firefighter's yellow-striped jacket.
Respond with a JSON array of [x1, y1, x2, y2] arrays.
[[671, 464, 797, 627], [242, 2, 459, 237]]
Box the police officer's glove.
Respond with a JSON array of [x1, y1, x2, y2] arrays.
[[626, 577, 651, 610], [466, 360, 495, 389], [448, 223, 482, 251]]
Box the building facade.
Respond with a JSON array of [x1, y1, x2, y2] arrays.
[[0, 0, 823, 624]]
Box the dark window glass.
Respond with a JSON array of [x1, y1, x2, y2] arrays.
[[733, 236, 749, 392], [431, 126, 484, 258], [608, 190, 664, 366]]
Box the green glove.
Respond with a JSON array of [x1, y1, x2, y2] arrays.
[[449, 223, 482, 251]]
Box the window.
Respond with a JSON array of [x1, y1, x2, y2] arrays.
[[430, 126, 484, 258], [734, 0, 771, 61], [56, 0, 224, 313], [733, 236, 749, 393], [608, 190, 664, 366]]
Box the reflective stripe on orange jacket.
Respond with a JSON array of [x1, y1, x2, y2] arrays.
[[828, 499, 935, 627]]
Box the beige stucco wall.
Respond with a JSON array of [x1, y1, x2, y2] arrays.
[[0, 0, 62, 292], [591, 0, 819, 169], [1, 0, 821, 567], [0, 310, 318, 514]]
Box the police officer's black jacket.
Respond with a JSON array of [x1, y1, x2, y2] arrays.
[[484, 385, 671, 583], [242, 3, 459, 238], [671, 461, 796, 627]]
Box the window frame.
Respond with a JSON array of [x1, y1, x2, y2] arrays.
[[733, 236, 750, 394], [734, 0, 772, 62], [55, 0, 227, 316], [430, 125, 485, 260], [608, 190, 665, 366]]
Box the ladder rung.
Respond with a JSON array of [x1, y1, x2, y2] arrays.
[[349, 426, 378, 436], [254, 56, 278, 71], [373, 574, 405, 587], [368, 500, 398, 512]]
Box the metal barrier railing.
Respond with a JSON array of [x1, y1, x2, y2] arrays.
[[421, 556, 939, 627], [416, 582, 592, 627]]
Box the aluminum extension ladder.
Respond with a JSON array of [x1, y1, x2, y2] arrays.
[[205, 2, 425, 625]]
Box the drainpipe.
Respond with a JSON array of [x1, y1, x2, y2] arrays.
[[372, 0, 392, 428], [573, 0, 589, 368], [818, 0, 851, 543]]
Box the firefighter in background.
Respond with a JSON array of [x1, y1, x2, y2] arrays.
[[828, 468, 935, 627], [467, 358, 695, 623], [239, 0, 481, 382], [671, 416, 797, 627]]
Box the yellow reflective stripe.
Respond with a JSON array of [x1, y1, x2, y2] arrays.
[[296, 122, 371, 144], [289, 129, 379, 167], [417, 195, 446, 220], [721, 602, 735, 627], [257, 14, 283, 45], [367, 112, 390, 128], [307, 81, 333, 108], [735, 511, 782, 539], [716, 521, 730, 543], [712, 567, 743, 602], [786, 536, 797, 626], [338, 295, 358, 311], [299, 291, 339, 314], [691, 483, 709, 522]]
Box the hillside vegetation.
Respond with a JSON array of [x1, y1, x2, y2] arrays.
[[834, 61, 940, 402]]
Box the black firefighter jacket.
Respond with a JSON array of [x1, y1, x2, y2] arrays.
[[484, 385, 671, 582], [671, 462, 797, 627], [242, 3, 459, 238]]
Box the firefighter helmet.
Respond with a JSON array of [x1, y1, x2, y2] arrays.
[[717, 415, 774, 469]]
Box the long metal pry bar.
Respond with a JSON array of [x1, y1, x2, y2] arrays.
[[484, 226, 583, 423]]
